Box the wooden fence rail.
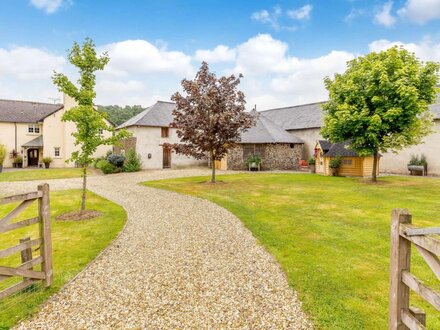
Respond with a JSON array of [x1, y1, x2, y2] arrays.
[[0, 184, 52, 300], [389, 208, 440, 330]]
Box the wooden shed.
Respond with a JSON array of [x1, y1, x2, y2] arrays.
[[314, 140, 380, 177]]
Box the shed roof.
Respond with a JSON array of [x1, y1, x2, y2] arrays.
[[317, 140, 332, 152], [323, 141, 359, 157], [118, 101, 174, 128], [260, 99, 440, 131], [0, 99, 63, 123], [240, 111, 303, 144]]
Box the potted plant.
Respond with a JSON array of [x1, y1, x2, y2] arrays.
[[0, 144, 6, 173], [308, 157, 316, 173], [43, 157, 52, 169], [14, 156, 23, 168], [245, 154, 262, 171], [10, 149, 18, 168], [329, 155, 342, 176]]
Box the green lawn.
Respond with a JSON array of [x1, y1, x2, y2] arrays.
[[0, 168, 84, 182], [0, 190, 126, 329], [145, 174, 440, 329]]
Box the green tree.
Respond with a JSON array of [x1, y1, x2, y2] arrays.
[[322, 46, 439, 182], [97, 105, 144, 126], [53, 38, 130, 212]]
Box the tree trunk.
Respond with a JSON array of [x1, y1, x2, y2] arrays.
[[372, 152, 378, 183], [81, 165, 87, 212], [210, 151, 216, 183]]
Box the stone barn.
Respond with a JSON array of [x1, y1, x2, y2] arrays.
[[217, 110, 303, 171]]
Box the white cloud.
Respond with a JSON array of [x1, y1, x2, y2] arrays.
[[398, 0, 440, 24], [30, 0, 69, 14], [374, 1, 397, 27], [344, 8, 367, 24], [0, 46, 64, 80], [194, 45, 236, 63], [287, 4, 313, 21], [101, 40, 193, 77], [234, 34, 289, 75], [251, 6, 282, 30], [369, 37, 440, 61]]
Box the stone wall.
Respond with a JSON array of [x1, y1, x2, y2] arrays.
[[264, 143, 302, 170], [114, 137, 137, 153], [227, 143, 302, 171]]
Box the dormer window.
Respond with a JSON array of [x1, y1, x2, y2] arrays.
[[28, 125, 40, 134]]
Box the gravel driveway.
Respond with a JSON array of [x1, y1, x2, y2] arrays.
[[4, 168, 311, 329]]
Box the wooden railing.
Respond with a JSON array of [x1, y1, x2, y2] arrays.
[[389, 208, 440, 329], [0, 184, 53, 300]]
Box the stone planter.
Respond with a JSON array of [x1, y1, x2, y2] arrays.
[[0, 164, 2, 173], [408, 165, 426, 176], [16, 163, 23, 168], [309, 165, 315, 173]]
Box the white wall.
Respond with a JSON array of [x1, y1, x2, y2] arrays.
[[0, 122, 39, 167], [126, 126, 207, 170], [287, 128, 322, 160], [380, 121, 440, 175]]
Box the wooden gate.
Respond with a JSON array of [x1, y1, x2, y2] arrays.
[[389, 208, 440, 329], [0, 184, 53, 300]]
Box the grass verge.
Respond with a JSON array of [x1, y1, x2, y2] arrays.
[[0, 168, 85, 182], [0, 189, 126, 329]]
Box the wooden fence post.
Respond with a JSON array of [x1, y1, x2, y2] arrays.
[[389, 209, 412, 330], [38, 184, 53, 287], [19, 237, 32, 281]]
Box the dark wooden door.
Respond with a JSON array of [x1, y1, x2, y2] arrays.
[[163, 147, 171, 168], [28, 149, 39, 166]]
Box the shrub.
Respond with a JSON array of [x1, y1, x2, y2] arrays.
[[0, 144, 6, 164], [99, 160, 119, 174], [95, 159, 108, 170], [107, 153, 125, 168], [329, 156, 342, 169], [123, 149, 142, 172], [245, 154, 262, 166], [14, 156, 23, 164], [409, 154, 427, 166], [42, 157, 52, 164], [308, 157, 316, 166], [299, 159, 308, 167]]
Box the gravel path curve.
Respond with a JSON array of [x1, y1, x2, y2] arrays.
[[4, 169, 312, 329]]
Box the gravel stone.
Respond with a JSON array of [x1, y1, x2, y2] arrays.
[[1, 168, 312, 329]]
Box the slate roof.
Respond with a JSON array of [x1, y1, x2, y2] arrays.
[[0, 99, 63, 123], [260, 101, 325, 130], [240, 110, 303, 144], [22, 135, 44, 147], [323, 141, 359, 157], [260, 99, 440, 130], [118, 101, 174, 128], [318, 140, 332, 152]]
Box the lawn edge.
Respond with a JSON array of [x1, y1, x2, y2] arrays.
[[13, 190, 129, 328]]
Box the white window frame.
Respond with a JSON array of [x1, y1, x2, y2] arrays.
[[54, 147, 60, 157], [28, 124, 40, 134]]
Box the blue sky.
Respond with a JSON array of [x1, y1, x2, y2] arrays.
[[1, 0, 440, 108]]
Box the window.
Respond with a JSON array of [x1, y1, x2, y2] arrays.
[[342, 159, 353, 166], [243, 144, 264, 159], [28, 125, 40, 134], [161, 127, 169, 138], [54, 147, 60, 157], [99, 128, 103, 135]]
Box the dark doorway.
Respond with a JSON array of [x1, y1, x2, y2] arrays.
[[163, 147, 171, 168], [27, 149, 39, 166]]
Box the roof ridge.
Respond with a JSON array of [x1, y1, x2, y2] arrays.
[[156, 100, 175, 104], [260, 100, 327, 113], [0, 99, 63, 106]]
